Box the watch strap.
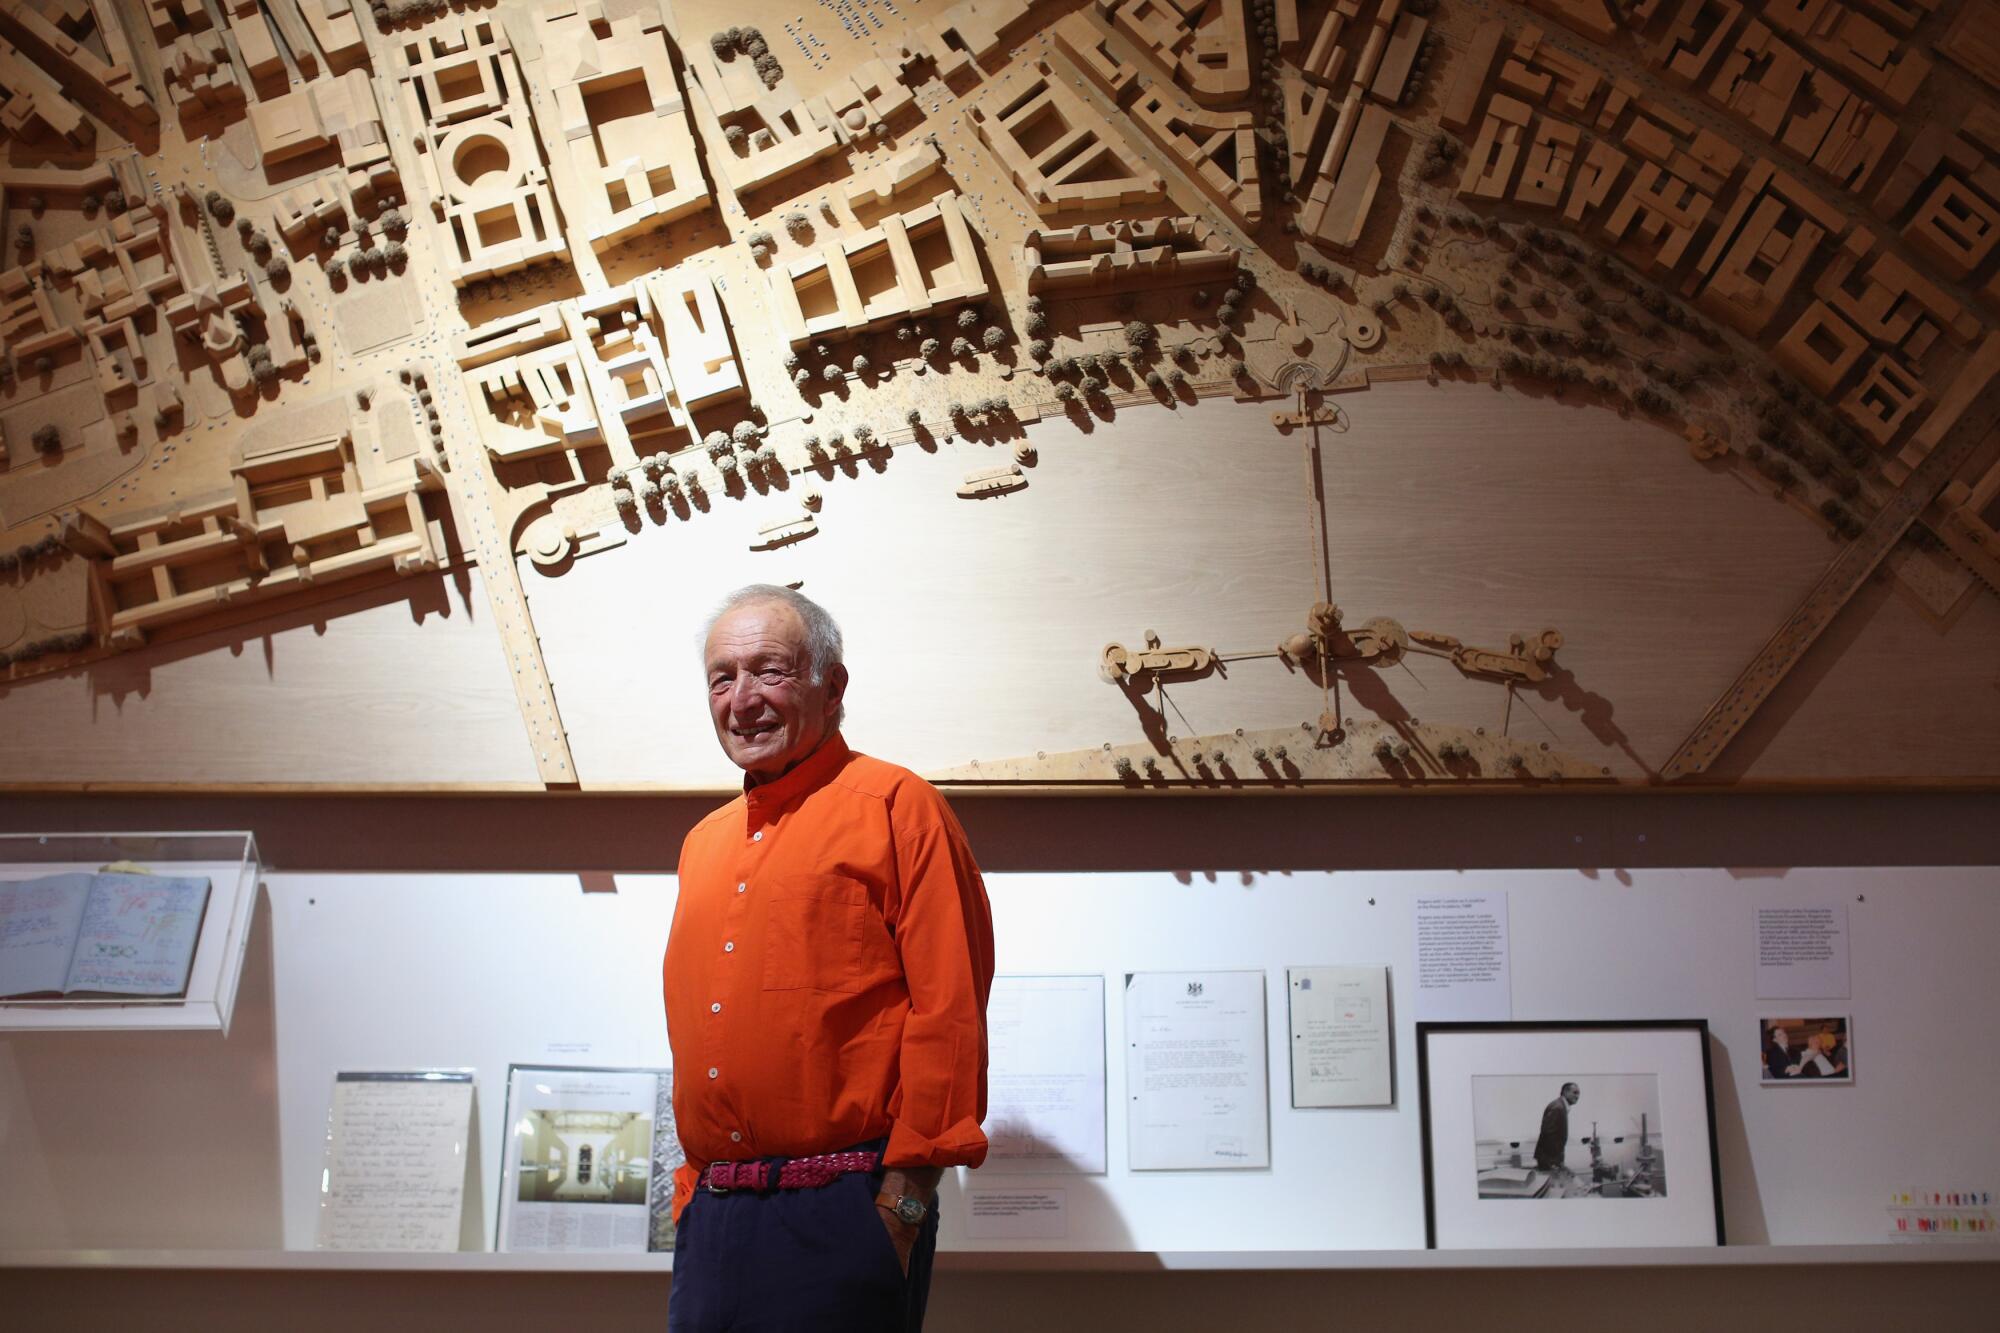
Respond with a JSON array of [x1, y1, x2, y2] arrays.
[[876, 1190, 928, 1225]]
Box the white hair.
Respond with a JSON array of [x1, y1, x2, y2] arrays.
[[702, 584, 846, 726]]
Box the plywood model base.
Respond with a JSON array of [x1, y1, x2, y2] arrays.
[[1, 0, 1997, 791]]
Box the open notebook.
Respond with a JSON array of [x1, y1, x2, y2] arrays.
[[0, 872, 212, 1000]]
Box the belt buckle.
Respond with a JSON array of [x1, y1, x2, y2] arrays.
[[706, 1162, 737, 1195]]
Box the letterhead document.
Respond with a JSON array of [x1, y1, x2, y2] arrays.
[[316, 1070, 476, 1251], [985, 974, 1107, 1174], [1287, 965, 1392, 1108], [498, 1066, 682, 1253], [1124, 970, 1270, 1170]]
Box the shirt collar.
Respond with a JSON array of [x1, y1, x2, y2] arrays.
[[742, 732, 851, 825]]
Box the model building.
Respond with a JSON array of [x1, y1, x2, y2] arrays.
[[1, 0, 1996, 789]]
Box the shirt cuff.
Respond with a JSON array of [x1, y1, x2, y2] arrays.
[[882, 1115, 988, 1170]]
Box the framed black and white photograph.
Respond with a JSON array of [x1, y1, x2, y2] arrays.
[[1418, 1021, 1723, 1249], [1758, 1016, 1852, 1084]]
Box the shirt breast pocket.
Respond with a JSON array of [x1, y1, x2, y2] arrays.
[[760, 874, 895, 994]]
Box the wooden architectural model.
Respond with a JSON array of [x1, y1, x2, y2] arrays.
[[2, 0, 1998, 792]]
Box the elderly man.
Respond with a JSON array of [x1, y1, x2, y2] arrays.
[[664, 585, 994, 1332]]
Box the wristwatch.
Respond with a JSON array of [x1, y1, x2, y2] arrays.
[[876, 1190, 929, 1226]]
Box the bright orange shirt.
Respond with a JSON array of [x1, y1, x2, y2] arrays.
[[663, 733, 994, 1222]]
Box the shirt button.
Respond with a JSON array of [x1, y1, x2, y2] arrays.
[[708, 1067, 719, 1079], [711, 1002, 722, 1013], [752, 831, 763, 842], [737, 881, 747, 894], [730, 1131, 742, 1143], [724, 941, 734, 953]]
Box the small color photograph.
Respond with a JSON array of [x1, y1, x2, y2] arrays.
[[1758, 1017, 1852, 1084], [515, 1109, 653, 1203]]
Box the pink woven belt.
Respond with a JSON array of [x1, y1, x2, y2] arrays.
[[700, 1150, 879, 1193]]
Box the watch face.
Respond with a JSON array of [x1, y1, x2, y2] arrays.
[[895, 1196, 926, 1225]]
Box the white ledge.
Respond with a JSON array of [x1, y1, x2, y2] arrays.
[[2, 1244, 1994, 1273]]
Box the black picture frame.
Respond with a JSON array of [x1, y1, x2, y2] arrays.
[[1417, 1019, 1724, 1250]]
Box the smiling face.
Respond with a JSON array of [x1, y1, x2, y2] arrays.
[[704, 600, 846, 784]]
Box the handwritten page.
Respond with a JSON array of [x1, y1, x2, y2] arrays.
[[66, 874, 210, 996], [984, 975, 1107, 1174], [1288, 965, 1392, 1108], [316, 1071, 476, 1252], [1124, 970, 1270, 1170], [0, 874, 95, 998]]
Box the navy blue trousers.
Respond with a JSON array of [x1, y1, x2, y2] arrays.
[[668, 1161, 940, 1332]]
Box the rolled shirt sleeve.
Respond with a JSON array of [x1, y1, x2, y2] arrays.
[[882, 780, 995, 1169]]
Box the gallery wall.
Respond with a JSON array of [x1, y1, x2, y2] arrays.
[[3, 789, 1996, 1324], [4, 851, 1997, 1255]]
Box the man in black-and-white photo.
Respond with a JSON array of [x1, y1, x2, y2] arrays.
[[1534, 1082, 1580, 1174]]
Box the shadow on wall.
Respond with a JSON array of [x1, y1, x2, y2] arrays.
[[1706, 1037, 1768, 1245]]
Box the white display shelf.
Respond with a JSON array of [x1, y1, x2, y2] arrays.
[[0, 832, 262, 1033], [0, 1244, 1992, 1273]]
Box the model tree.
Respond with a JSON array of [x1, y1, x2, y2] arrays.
[[981, 327, 1005, 352], [950, 336, 972, 357], [920, 337, 941, 360], [31, 424, 61, 454]]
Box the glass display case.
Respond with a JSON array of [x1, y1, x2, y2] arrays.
[[0, 831, 262, 1033]]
